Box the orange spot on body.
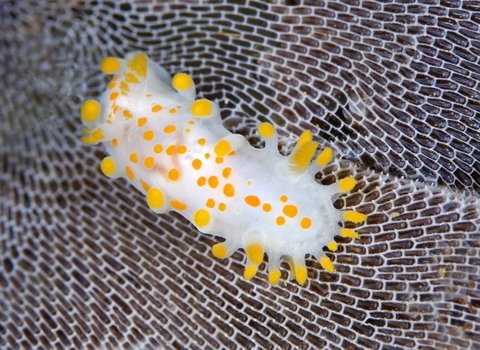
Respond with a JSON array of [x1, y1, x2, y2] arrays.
[[154, 144, 163, 153], [280, 195, 288, 203], [262, 203, 272, 212], [197, 176, 206, 187], [110, 92, 119, 101], [276, 216, 286, 226], [222, 167, 232, 179], [143, 130, 154, 141], [171, 200, 187, 211], [140, 180, 150, 192], [218, 203, 227, 212], [126, 166, 135, 180], [169, 108, 177, 114], [208, 176, 219, 188], [130, 153, 138, 163], [152, 104, 162, 112], [282, 204, 298, 218], [144, 157, 154, 169], [177, 145, 187, 154], [215, 157, 224, 164], [192, 159, 202, 170], [197, 138, 206, 146], [138, 117, 147, 127], [168, 169, 180, 181], [245, 195, 260, 207], [166, 145, 175, 156], [164, 125, 176, 134], [206, 198, 215, 208], [223, 184, 235, 197], [123, 110, 133, 119], [300, 217, 312, 229]]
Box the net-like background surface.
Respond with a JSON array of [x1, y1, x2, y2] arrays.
[[1, 0, 480, 349]]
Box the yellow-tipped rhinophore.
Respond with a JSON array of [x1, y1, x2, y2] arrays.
[[127, 53, 148, 78], [289, 141, 318, 175], [297, 130, 312, 148]]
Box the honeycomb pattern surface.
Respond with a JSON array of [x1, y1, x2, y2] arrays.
[[1, 1, 480, 349]]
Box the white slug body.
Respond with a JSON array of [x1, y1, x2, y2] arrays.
[[81, 53, 366, 285]]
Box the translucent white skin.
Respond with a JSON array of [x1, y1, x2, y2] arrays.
[[83, 53, 356, 283]]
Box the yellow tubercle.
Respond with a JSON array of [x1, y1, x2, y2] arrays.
[[172, 73, 193, 91], [289, 141, 318, 175], [327, 241, 339, 251], [101, 57, 122, 74], [214, 139, 231, 156], [212, 243, 228, 259], [258, 122, 276, 139], [340, 228, 360, 239], [246, 243, 264, 265], [297, 130, 312, 148], [244, 265, 257, 280], [295, 266, 308, 286], [146, 187, 165, 210], [127, 53, 148, 78], [320, 256, 335, 273], [191, 99, 212, 118], [316, 147, 333, 166], [339, 177, 357, 192], [193, 208, 211, 228], [100, 157, 116, 177], [344, 211, 367, 223], [81, 99, 101, 122], [268, 269, 281, 285]]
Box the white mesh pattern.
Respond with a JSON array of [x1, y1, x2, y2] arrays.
[[1, 1, 480, 349]]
